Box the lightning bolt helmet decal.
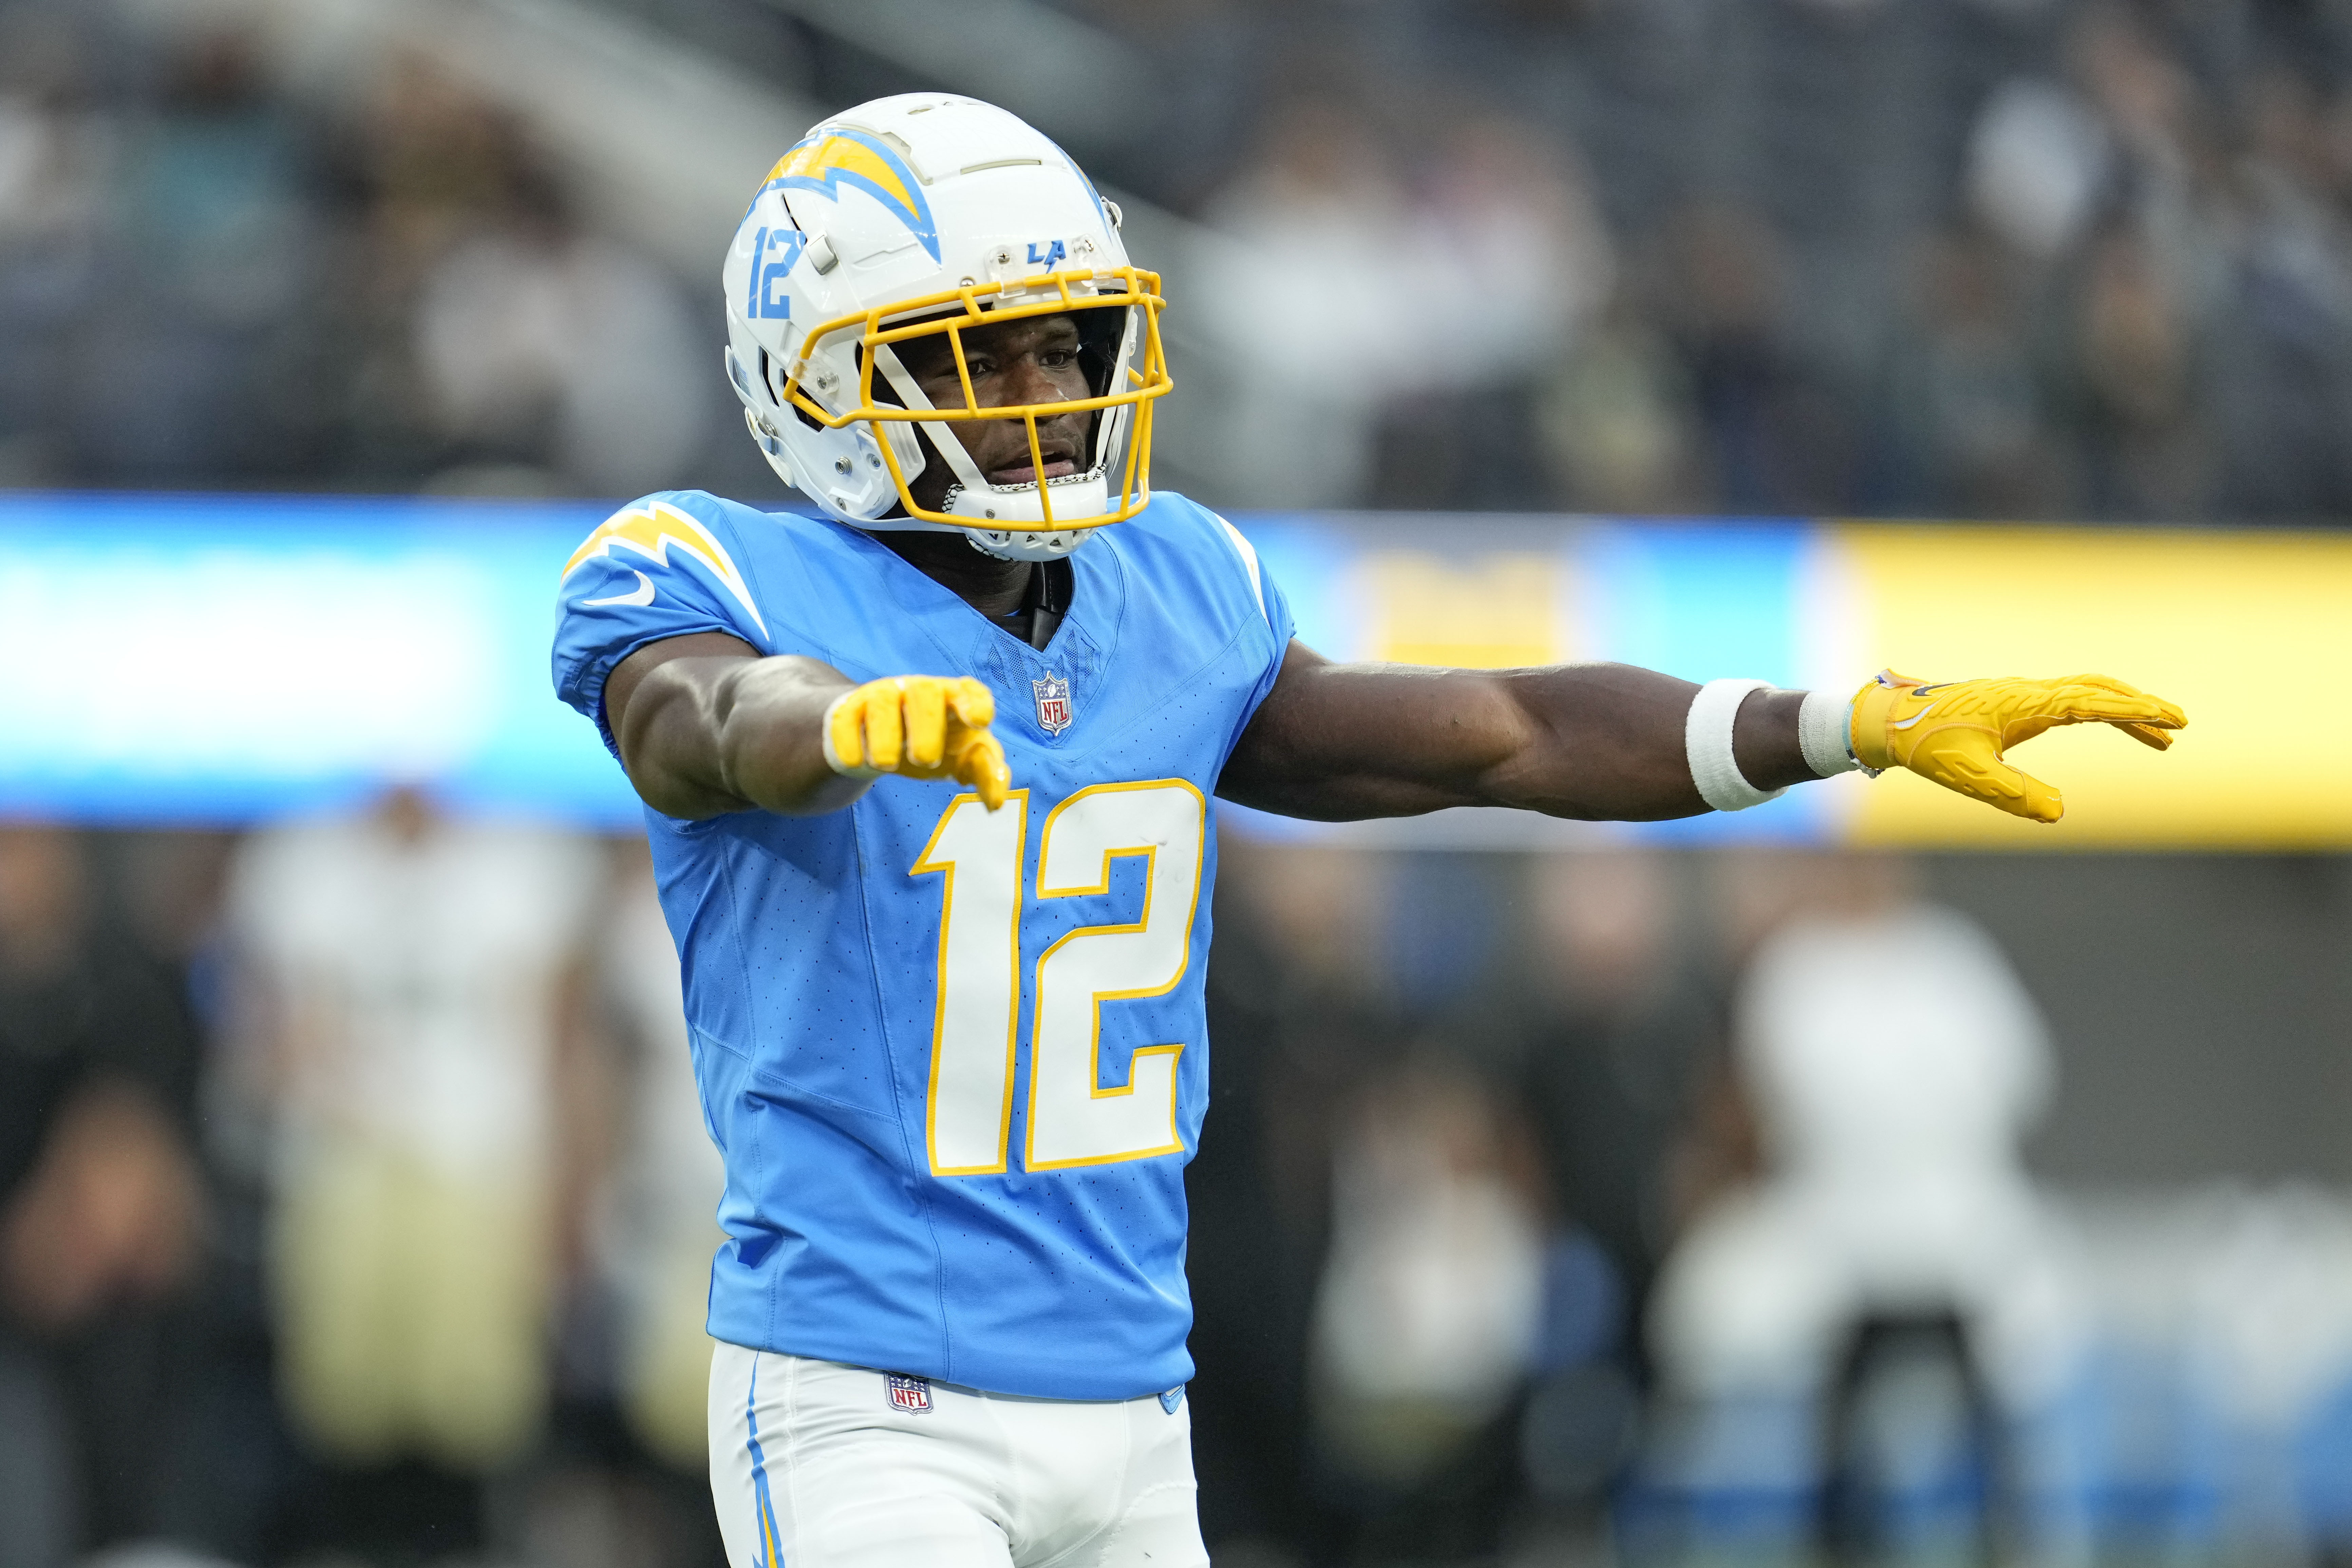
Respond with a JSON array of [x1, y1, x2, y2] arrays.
[[745, 128, 940, 263]]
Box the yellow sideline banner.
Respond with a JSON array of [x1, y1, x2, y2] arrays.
[[1831, 526, 2352, 849]]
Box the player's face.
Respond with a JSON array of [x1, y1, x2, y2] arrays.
[[893, 314, 1093, 510]]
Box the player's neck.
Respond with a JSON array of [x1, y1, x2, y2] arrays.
[[877, 531, 1033, 620]]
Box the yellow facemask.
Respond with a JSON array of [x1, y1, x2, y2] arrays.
[[777, 267, 1172, 534]]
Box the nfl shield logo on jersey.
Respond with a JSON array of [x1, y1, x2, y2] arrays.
[[884, 1373, 933, 1414], [1033, 672, 1073, 735]]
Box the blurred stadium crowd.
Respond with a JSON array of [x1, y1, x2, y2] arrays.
[[8, 0, 2352, 520], [0, 812, 1892, 1561], [7, 1, 2352, 1566], [14, 806, 2352, 1567]]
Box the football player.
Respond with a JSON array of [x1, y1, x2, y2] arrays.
[[551, 95, 2183, 1568]]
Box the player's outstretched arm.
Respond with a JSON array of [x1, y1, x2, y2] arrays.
[[602, 632, 1011, 820], [1218, 644, 1790, 821], [1218, 644, 2184, 824]]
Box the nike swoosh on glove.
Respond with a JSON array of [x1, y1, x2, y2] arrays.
[[1850, 670, 2186, 823], [824, 675, 1012, 810]]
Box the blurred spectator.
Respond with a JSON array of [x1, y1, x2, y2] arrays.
[[7, 0, 2352, 521], [0, 18, 713, 499], [1652, 202, 1864, 514], [1967, 76, 2111, 264], [1364, 114, 1616, 508], [349, 53, 530, 283], [1506, 852, 1721, 1537], [1195, 96, 1413, 508], [1191, 842, 1409, 1561], [2067, 219, 2210, 519], [1881, 222, 2073, 518], [1655, 857, 2076, 1395], [332, 54, 547, 486], [0, 825, 207, 1563], [1309, 1058, 1546, 1558], [482, 839, 734, 1561], [336, 55, 715, 498], [227, 788, 600, 1548], [1214, 841, 1402, 1240], [1312, 1063, 1546, 1473], [1647, 855, 2086, 1555], [1537, 295, 1708, 514], [1196, 98, 1611, 509], [2213, 66, 2352, 522], [587, 840, 724, 1474], [0, 8, 109, 487], [411, 169, 713, 497], [2072, 3, 2198, 193], [71, 29, 325, 484], [1518, 850, 1717, 1335]]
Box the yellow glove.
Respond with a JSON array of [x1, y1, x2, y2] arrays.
[[822, 675, 1012, 810], [1851, 670, 2185, 823]]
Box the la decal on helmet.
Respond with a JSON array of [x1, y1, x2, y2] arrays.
[[722, 95, 1171, 562]]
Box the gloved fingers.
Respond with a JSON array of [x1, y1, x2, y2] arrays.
[[902, 680, 948, 770], [2009, 690, 2185, 749], [830, 675, 1005, 791], [1995, 761, 2066, 823], [1950, 753, 2066, 822], [2117, 720, 2177, 751], [2050, 675, 2187, 731], [954, 732, 1012, 811], [946, 678, 996, 735], [827, 695, 869, 773], [864, 680, 906, 771], [2044, 689, 2186, 727], [1920, 734, 2065, 822]]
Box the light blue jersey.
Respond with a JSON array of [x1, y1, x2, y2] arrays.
[[551, 490, 1292, 1399]]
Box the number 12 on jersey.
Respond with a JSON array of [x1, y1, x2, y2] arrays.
[[911, 780, 1206, 1177]]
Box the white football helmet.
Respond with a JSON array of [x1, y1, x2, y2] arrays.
[[722, 95, 1171, 561]]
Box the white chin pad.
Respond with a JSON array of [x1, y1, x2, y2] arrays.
[[940, 471, 1111, 528], [961, 525, 1097, 561]]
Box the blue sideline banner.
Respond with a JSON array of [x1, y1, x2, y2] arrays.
[[4, 493, 2340, 848]]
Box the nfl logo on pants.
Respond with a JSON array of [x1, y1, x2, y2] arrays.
[[885, 1373, 933, 1413], [1033, 673, 1072, 736]]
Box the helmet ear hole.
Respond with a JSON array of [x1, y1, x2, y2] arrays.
[[762, 349, 825, 433]]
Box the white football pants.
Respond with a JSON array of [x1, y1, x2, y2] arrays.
[[709, 1341, 1208, 1568]]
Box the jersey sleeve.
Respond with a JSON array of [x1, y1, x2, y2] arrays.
[[550, 491, 776, 757], [1207, 508, 1296, 748]]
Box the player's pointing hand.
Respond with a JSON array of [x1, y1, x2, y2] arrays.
[[823, 675, 1013, 810], [1850, 671, 2186, 823]]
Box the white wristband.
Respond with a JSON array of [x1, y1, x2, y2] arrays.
[[1686, 679, 1786, 813], [1798, 687, 1863, 778], [819, 690, 882, 779]]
